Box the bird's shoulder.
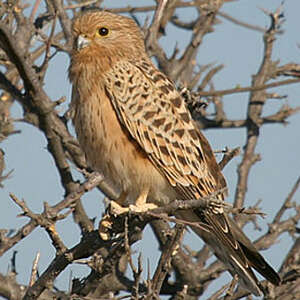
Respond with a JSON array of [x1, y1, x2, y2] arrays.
[[104, 59, 198, 139]]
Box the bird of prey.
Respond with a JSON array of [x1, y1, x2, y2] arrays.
[[69, 9, 280, 296]]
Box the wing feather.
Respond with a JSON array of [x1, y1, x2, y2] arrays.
[[104, 59, 223, 197]]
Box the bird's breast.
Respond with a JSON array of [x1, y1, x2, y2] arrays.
[[72, 83, 174, 205]]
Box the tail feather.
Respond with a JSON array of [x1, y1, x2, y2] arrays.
[[226, 217, 281, 286], [239, 240, 281, 286], [175, 209, 280, 296]]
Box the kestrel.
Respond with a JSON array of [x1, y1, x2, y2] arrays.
[[69, 9, 280, 295]]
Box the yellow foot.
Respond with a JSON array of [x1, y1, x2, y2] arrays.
[[98, 214, 113, 240], [110, 200, 158, 214], [98, 200, 158, 240], [129, 203, 158, 213], [110, 200, 129, 216]]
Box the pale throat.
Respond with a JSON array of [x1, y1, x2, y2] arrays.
[[72, 49, 132, 80]]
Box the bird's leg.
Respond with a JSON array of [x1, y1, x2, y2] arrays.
[[129, 188, 158, 213], [109, 191, 130, 215]]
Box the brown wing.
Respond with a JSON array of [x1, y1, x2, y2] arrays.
[[104, 58, 224, 200], [104, 58, 280, 295]]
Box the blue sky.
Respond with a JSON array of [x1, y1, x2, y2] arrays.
[[0, 1, 299, 298]]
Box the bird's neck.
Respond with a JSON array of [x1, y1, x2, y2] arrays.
[[69, 43, 144, 83], [69, 52, 113, 83]]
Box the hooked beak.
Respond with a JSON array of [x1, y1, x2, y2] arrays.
[[76, 35, 90, 50]]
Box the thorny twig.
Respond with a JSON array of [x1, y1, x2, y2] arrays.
[[124, 217, 143, 299], [28, 252, 40, 287], [150, 224, 184, 297]]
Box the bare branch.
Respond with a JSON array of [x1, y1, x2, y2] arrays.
[[29, 252, 40, 287], [234, 7, 283, 209]]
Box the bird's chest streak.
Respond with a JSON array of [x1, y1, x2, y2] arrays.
[[73, 85, 170, 204]]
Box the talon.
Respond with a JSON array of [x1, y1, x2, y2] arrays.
[[98, 214, 113, 240], [110, 200, 129, 216]]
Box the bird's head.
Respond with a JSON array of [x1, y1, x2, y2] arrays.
[[71, 10, 146, 67]]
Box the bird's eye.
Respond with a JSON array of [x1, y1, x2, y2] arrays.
[[98, 27, 109, 36]]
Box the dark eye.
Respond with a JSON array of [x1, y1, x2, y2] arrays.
[[98, 27, 109, 36]]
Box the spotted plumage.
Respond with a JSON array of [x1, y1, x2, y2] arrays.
[[69, 10, 280, 296]]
